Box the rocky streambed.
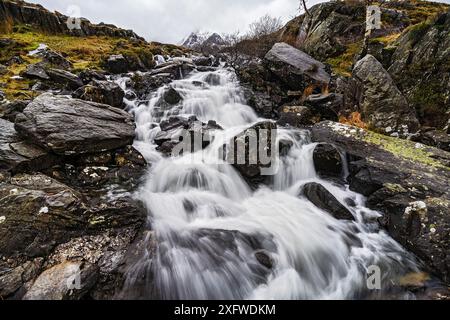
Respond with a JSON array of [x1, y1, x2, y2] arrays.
[[0, 40, 449, 300]]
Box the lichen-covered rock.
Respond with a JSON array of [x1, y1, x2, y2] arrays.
[[15, 93, 135, 155], [312, 121, 450, 284], [353, 55, 419, 134]]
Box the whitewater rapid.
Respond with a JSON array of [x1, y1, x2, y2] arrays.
[[116, 68, 419, 300]]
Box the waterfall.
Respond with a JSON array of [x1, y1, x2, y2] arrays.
[[117, 67, 419, 300]]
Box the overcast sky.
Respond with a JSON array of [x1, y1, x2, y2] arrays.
[[28, 0, 450, 44]]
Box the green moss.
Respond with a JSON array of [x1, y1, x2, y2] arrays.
[[362, 130, 447, 170], [326, 42, 362, 77]]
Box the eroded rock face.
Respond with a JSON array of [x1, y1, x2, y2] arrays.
[[353, 55, 419, 134], [264, 43, 331, 92], [312, 121, 450, 284], [15, 93, 135, 155]]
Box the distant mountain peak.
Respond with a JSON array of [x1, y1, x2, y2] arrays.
[[181, 31, 229, 52]]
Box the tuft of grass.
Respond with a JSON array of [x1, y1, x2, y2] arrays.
[[326, 42, 362, 77]]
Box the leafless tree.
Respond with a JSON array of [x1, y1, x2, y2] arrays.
[[247, 14, 283, 39]]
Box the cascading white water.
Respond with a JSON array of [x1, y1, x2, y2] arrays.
[[117, 67, 419, 300]]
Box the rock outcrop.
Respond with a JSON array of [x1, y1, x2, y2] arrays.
[[388, 11, 450, 130], [0, 0, 143, 40], [352, 55, 419, 134], [15, 93, 135, 155], [312, 121, 450, 284]]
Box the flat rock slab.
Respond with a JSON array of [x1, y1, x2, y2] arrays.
[[15, 93, 135, 155]]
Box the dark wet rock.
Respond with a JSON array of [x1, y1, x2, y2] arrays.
[[192, 56, 213, 67], [23, 261, 99, 300], [15, 93, 135, 155], [0, 100, 29, 122], [311, 121, 450, 283], [304, 93, 342, 122], [0, 173, 84, 257], [277, 105, 313, 127], [23, 63, 49, 80], [264, 42, 331, 92], [105, 54, 129, 74], [353, 55, 419, 134], [228, 121, 277, 181], [155, 116, 222, 156], [0, 118, 57, 173], [163, 87, 182, 105], [150, 60, 195, 80], [313, 143, 343, 179], [412, 129, 450, 152], [279, 139, 294, 157], [73, 80, 125, 109], [254, 250, 274, 269], [129, 72, 174, 100], [301, 182, 354, 221], [46, 68, 83, 90], [0, 258, 43, 299], [78, 69, 107, 85], [45, 146, 147, 189], [124, 91, 137, 101]]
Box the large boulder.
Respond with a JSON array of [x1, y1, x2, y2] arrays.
[[15, 93, 135, 155], [73, 80, 125, 109], [312, 121, 450, 284], [228, 121, 277, 182], [264, 43, 331, 92], [301, 182, 354, 221], [353, 55, 419, 134]]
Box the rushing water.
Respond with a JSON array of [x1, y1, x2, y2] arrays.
[[116, 67, 419, 300]]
